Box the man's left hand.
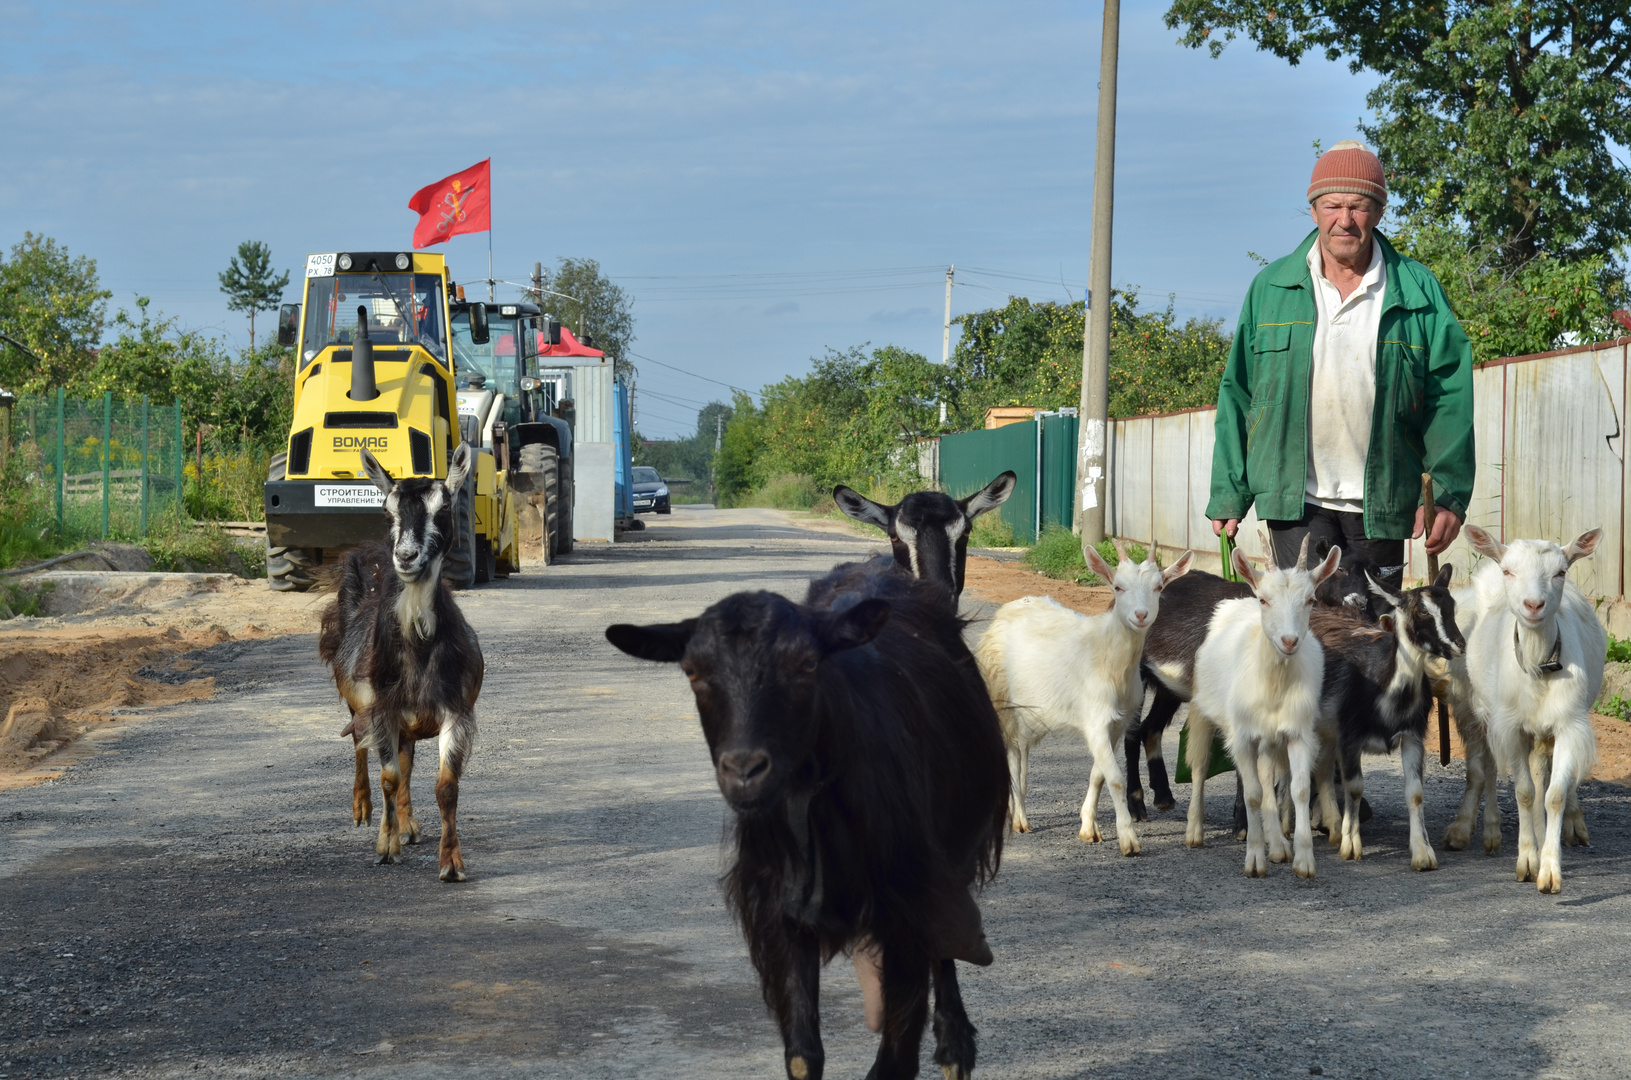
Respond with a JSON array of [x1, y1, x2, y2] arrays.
[[1413, 505, 1463, 556]]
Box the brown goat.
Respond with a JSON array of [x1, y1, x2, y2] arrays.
[[318, 444, 485, 881]]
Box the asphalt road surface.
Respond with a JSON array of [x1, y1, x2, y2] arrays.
[[3, 506, 1630, 1080]]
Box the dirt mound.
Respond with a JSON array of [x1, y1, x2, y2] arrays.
[[0, 626, 230, 790]]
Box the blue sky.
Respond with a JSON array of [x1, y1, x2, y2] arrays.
[[0, 0, 1376, 437]]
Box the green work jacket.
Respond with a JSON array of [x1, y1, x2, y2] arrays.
[[1206, 229, 1475, 538]]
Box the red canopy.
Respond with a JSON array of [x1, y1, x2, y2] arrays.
[[538, 326, 604, 358]]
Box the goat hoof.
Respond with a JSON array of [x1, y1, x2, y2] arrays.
[[1340, 839, 1362, 861], [1536, 865, 1562, 894], [1234, 829, 1247, 843], [1184, 824, 1205, 848], [1154, 795, 1176, 812], [1078, 824, 1104, 843], [1243, 851, 1267, 878], [1011, 819, 1030, 835], [1484, 833, 1503, 855], [1119, 833, 1141, 856], [939, 1066, 970, 1080], [377, 852, 398, 865], [1564, 819, 1590, 847], [1128, 792, 1148, 822], [439, 864, 467, 883], [1411, 847, 1440, 872], [1442, 824, 1470, 850], [1293, 855, 1316, 879], [401, 816, 422, 844], [1267, 842, 1291, 864], [1515, 853, 1538, 882]]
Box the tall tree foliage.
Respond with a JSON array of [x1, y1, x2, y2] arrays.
[[1163, 1, 1631, 273], [948, 293, 1232, 425], [533, 257, 636, 381], [0, 233, 110, 393], [217, 240, 291, 350]]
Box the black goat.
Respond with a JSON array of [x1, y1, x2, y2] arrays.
[[319, 444, 484, 882], [1124, 546, 1381, 823], [833, 473, 1016, 598], [1312, 566, 1462, 869], [607, 560, 1009, 1080]]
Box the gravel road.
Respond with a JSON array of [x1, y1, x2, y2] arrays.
[[3, 505, 1630, 1080]]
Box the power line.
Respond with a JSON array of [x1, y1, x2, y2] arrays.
[[627, 350, 760, 400]]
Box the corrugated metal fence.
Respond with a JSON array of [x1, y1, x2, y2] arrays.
[[941, 413, 1079, 544], [1107, 339, 1631, 599]]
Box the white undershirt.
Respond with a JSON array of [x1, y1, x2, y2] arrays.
[[1305, 241, 1387, 513]]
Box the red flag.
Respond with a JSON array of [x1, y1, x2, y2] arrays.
[[408, 159, 491, 249]]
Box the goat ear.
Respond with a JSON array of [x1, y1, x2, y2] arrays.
[[605, 620, 697, 663], [1365, 569, 1401, 609], [1434, 563, 1454, 588], [444, 441, 473, 497], [1565, 527, 1603, 565], [1311, 543, 1342, 586], [1464, 524, 1504, 561], [1231, 546, 1260, 590], [1162, 549, 1195, 584], [359, 446, 394, 495], [815, 598, 891, 654], [1377, 612, 1396, 635], [833, 486, 894, 532], [961, 471, 1016, 519], [1085, 543, 1117, 584]]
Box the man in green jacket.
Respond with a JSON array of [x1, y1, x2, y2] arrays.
[[1207, 141, 1474, 584]]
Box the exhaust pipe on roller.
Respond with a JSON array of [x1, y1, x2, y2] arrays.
[[349, 305, 378, 401]]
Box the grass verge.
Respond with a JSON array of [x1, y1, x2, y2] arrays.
[[1024, 525, 1148, 585]]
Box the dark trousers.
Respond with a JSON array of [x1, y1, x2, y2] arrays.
[[1266, 503, 1404, 589]]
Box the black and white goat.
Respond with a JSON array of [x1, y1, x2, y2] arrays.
[[318, 443, 484, 882], [833, 472, 1016, 599], [1309, 566, 1463, 870], [607, 560, 1009, 1080], [1125, 543, 1380, 823]]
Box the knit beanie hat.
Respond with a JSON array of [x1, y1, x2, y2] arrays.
[[1308, 141, 1386, 204]]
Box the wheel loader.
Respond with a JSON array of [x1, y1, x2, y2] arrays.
[[262, 250, 518, 591]]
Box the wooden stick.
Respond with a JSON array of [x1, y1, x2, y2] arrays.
[[1422, 472, 1451, 766]]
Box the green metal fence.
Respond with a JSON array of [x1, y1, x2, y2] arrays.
[[939, 413, 1079, 545], [7, 391, 186, 538]]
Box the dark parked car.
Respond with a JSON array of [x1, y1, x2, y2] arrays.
[[631, 466, 671, 514]]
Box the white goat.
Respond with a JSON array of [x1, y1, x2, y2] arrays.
[[1461, 524, 1603, 893], [977, 541, 1194, 853], [1185, 536, 1341, 878]]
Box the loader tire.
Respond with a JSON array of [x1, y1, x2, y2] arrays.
[[442, 479, 477, 590], [264, 452, 318, 592], [555, 458, 574, 554], [519, 444, 561, 559]]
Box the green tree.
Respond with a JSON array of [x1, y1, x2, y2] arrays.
[[1391, 214, 1623, 362], [1163, 1, 1631, 273], [218, 240, 291, 350], [0, 233, 110, 393], [948, 293, 1231, 424], [533, 257, 636, 381]]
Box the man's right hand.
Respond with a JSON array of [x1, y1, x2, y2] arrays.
[[1211, 518, 1240, 539]]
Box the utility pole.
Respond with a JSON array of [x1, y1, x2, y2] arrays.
[[532, 261, 543, 306], [940, 265, 954, 425], [1073, 0, 1120, 549]]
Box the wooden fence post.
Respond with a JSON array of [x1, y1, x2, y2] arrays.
[[174, 401, 184, 519]]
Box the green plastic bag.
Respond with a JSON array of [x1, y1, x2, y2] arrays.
[[1173, 720, 1236, 782]]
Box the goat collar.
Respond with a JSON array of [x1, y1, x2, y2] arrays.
[[1515, 623, 1563, 676]]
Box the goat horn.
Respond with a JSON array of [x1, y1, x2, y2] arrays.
[[1296, 533, 1311, 571], [1110, 536, 1130, 563]]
